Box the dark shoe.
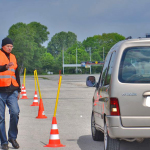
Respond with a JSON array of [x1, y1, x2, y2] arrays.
[[2, 144, 9, 150], [8, 139, 19, 149]]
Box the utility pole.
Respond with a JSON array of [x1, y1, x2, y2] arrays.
[[63, 47, 64, 74], [76, 47, 78, 74], [89, 48, 91, 74]]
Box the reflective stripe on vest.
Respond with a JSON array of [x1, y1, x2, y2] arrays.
[[0, 75, 11, 78], [12, 76, 16, 80], [8, 68, 15, 72], [0, 75, 16, 80]]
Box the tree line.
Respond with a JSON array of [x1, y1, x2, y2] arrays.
[[7, 22, 125, 75]]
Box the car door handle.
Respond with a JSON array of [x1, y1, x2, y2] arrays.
[[143, 91, 150, 97]]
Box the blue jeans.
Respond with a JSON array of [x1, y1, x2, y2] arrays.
[[0, 90, 20, 145]]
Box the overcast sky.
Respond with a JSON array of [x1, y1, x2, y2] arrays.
[[1, 0, 150, 47]]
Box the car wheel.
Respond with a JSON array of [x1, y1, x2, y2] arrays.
[[91, 112, 104, 141], [104, 122, 120, 150]]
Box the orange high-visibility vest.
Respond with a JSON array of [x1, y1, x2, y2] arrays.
[[0, 50, 19, 87]]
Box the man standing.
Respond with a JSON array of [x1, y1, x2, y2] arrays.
[[0, 37, 20, 150]]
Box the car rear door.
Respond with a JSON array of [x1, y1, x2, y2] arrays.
[[118, 46, 150, 127]]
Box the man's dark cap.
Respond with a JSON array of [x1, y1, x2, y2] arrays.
[[1, 37, 13, 47]]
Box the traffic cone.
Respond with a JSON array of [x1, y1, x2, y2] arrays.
[[30, 91, 39, 106], [20, 84, 24, 94], [44, 117, 65, 147], [36, 98, 47, 119], [21, 86, 28, 99]]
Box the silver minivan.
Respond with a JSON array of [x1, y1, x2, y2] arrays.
[[86, 38, 150, 150]]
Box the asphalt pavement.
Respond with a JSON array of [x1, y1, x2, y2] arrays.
[[3, 74, 150, 150]]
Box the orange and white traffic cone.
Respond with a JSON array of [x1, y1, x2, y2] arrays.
[[21, 86, 28, 99], [30, 91, 39, 106], [36, 98, 47, 119], [20, 84, 24, 94], [44, 116, 65, 147]]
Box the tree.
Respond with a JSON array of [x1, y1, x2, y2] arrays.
[[82, 33, 125, 61], [8, 22, 35, 74], [8, 22, 50, 74], [28, 22, 50, 45], [52, 53, 63, 74], [27, 46, 47, 74], [47, 31, 77, 57], [41, 52, 54, 72]]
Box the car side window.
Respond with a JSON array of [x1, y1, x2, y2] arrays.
[[100, 53, 111, 86], [104, 52, 116, 85]]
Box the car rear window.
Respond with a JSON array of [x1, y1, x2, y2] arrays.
[[119, 47, 150, 83]]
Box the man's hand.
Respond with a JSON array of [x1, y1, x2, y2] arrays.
[[6, 62, 14, 69], [17, 93, 20, 100]]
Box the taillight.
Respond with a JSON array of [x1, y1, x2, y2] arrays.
[[110, 98, 120, 116]]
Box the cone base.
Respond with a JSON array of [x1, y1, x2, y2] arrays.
[[21, 96, 28, 99], [30, 103, 39, 106], [36, 115, 47, 119], [44, 143, 65, 147]]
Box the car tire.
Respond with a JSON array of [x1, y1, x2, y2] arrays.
[[91, 112, 104, 141], [104, 122, 120, 150]]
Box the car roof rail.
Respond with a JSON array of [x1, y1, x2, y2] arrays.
[[146, 33, 150, 38], [125, 36, 132, 40]]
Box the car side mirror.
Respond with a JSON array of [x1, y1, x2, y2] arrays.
[[86, 76, 96, 87]]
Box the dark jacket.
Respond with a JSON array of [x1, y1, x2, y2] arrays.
[[0, 49, 21, 93]]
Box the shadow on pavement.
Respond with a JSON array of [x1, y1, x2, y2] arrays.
[[120, 139, 150, 150], [40, 141, 47, 146], [77, 135, 103, 150], [77, 135, 150, 150]]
